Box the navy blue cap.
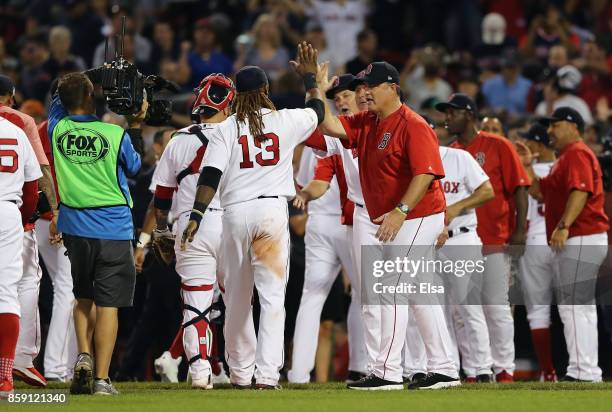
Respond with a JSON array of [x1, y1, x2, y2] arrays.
[[326, 74, 356, 99], [235, 66, 268, 93], [435, 93, 478, 114], [538, 106, 585, 132], [348, 62, 400, 90], [0, 75, 15, 96], [519, 123, 549, 146]]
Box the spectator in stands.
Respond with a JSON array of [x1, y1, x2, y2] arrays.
[[42, 26, 86, 81], [535, 65, 594, 126], [481, 116, 505, 136], [92, 11, 152, 68], [482, 57, 532, 114], [184, 18, 233, 88], [234, 13, 289, 83], [305, 0, 368, 67], [19, 35, 52, 102], [64, 0, 105, 66], [401, 46, 452, 111], [521, 5, 578, 60], [548, 45, 569, 70], [575, 41, 612, 112], [457, 75, 484, 109], [20, 99, 46, 124], [149, 21, 180, 74], [472, 13, 518, 75], [304, 21, 340, 75], [344, 29, 378, 76]]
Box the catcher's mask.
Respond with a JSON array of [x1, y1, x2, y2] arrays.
[[192, 73, 235, 120]]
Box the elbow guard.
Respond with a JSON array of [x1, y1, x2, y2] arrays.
[[306, 98, 325, 125], [197, 166, 223, 191]]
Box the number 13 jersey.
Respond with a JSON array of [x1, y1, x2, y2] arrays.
[[203, 108, 318, 207]]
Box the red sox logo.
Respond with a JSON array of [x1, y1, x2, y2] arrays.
[[442, 181, 460, 194], [475, 151, 486, 166], [331, 77, 340, 88], [378, 132, 391, 149]]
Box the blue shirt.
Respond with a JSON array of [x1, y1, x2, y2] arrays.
[[188, 51, 233, 88], [482, 74, 532, 114], [48, 96, 141, 240]]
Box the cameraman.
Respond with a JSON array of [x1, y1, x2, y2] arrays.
[[47, 72, 145, 396]]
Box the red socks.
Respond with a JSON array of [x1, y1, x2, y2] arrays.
[[0, 313, 20, 382], [530, 327, 554, 372]]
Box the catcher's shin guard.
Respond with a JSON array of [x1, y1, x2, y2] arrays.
[[181, 284, 214, 373]]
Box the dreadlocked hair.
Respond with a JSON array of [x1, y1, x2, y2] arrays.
[[233, 87, 276, 142]]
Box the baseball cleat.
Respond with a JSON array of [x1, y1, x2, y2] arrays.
[[347, 374, 404, 391], [0, 379, 14, 399], [231, 383, 252, 389], [477, 374, 494, 383], [70, 352, 94, 394], [255, 383, 282, 390], [408, 373, 461, 390], [191, 374, 213, 390], [93, 378, 119, 395], [560, 375, 592, 382], [346, 370, 367, 384], [495, 370, 514, 383], [410, 373, 427, 384], [12, 366, 47, 387], [154, 351, 181, 383], [540, 370, 558, 382]]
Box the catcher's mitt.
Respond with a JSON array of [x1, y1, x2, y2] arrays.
[[152, 228, 176, 266]]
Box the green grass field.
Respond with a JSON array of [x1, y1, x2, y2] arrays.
[[3, 382, 612, 412]]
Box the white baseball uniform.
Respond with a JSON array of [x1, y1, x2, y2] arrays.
[[317, 135, 380, 371], [288, 147, 366, 383], [153, 124, 224, 382], [202, 108, 318, 386], [436, 146, 494, 378], [36, 218, 76, 381], [519, 162, 555, 330], [0, 118, 42, 318]]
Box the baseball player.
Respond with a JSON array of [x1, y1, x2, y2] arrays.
[[0, 75, 59, 388], [153, 74, 235, 389], [515, 123, 558, 382], [0, 117, 43, 398], [304, 73, 385, 375], [181, 64, 324, 389], [438, 93, 530, 383], [436, 141, 496, 382], [517, 107, 609, 382], [288, 73, 367, 384], [36, 120, 77, 382], [305, 43, 459, 389]]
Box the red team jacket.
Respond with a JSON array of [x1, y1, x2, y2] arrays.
[[451, 131, 530, 245], [540, 140, 609, 240], [338, 105, 446, 223]]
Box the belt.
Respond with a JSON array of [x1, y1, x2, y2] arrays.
[[448, 226, 470, 238], [6, 200, 17, 204], [257, 195, 279, 199], [354, 202, 364, 208]]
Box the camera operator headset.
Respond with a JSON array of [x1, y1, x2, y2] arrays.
[[47, 70, 146, 395]]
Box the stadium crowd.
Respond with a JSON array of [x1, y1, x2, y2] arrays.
[[2, 0, 612, 384]]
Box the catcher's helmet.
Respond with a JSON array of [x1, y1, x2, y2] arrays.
[[192, 73, 236, 117]]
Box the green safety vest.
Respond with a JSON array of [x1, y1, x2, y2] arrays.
[[52, 118, 133, 209]]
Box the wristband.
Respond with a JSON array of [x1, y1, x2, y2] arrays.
[[137, 232, 151, 248], [189, 209, 205, 228], [302, 72, 317, 90]]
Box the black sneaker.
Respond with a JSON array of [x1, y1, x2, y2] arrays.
[[232, 383, 252, 389], [70, 353, 94, 395], [346, 371, 367, 384], [476, 374, 494, 383], [411, 373, 427, 384], [408, 373, 461, 390], [347, 374, 404, 391], [255, 383, 282, 390], [560, 375, 592, 382]]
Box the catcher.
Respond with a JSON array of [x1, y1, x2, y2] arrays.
[[152, 73, 236, 389]]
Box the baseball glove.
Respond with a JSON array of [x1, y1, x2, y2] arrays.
[[152, 228, 176, 266]]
